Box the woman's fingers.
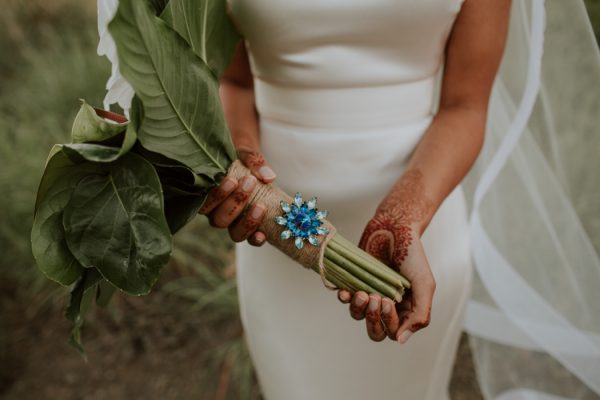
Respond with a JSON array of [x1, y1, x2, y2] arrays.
[[344, 290, 403, 342], [381, 298, 400, 339], [365, 294, 386, 342], [337, 289, 352, 304], [349, 291, 369, 320], [395, 275, 436, 344], [228, 202, 266, 242], [196, 146, 273, 244], [237, 147, 277, 184], [198, 176, 238, 215], [208, 175, 257, 228], [247, 231, 267, 247]]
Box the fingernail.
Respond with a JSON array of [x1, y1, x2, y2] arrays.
[[242, 175, 256, 192], [397, 330, 413, 344], [368, 296, 380, 312], [251, 204, 265, 219], [258, 166, 276, 180], [355, 294, 367, 306], [222, 178, 236, 192], [381, 301, 391, 314]]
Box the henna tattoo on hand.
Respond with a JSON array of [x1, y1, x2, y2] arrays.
[[237, 147, 265, 168], [228, 190, 250, 216], [199, 184, 230, 214], [359, 169, 433, 268]]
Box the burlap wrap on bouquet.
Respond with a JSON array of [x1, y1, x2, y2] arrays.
[[228, 159, 338, 289]]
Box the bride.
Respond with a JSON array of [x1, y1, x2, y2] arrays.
[[198, 0, 506, 398], [98, 0, 600, 398]]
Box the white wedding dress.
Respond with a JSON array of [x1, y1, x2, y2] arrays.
[[229, 0, 472, 399]]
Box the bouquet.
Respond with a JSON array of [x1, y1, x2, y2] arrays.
[[30, 0, 410, 352]]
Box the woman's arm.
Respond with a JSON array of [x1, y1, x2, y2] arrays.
[[220, 41, 261, 153], [198, 41, 276, 246], [338, 0, 512, 343], [401, 0, 512, 232]]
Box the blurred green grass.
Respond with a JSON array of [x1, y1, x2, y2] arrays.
[[0, 1, 598, 399], [0, 1, 108, 287]]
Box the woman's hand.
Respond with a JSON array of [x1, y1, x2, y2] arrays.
[[198, 146, 277, 247], [338, 218, 435, 344], [213, 41, 272, 246], [337, 169, 436, 344]]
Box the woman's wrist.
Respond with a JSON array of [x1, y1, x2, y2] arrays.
[[232, 130, 260, 152], [374, 169, 434, 237]]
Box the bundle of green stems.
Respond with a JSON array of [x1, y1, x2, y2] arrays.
[[315, 233, 411, 303]]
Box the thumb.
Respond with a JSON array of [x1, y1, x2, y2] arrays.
[[395, 277, 435, 344], [236, 146, 277, 184]]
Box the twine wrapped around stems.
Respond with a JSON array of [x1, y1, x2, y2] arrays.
[[228, 159, 338, 289]]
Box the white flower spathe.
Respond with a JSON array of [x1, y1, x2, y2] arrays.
[[97, 0, 134, 114]]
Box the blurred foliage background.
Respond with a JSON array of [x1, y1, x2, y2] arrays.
[[0, 1, 598, 399]]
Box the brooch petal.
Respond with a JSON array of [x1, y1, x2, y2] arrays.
[[275, 192, 329, 248]]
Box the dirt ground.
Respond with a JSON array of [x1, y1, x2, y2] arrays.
[[0, 280, 482, 400], [1, 283, 212, 399]]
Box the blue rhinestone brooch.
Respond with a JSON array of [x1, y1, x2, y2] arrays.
[[275, 192, 330, 250]]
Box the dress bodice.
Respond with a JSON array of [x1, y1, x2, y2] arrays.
[[227, 0, 464, 89], [226, 0, 464, 129]]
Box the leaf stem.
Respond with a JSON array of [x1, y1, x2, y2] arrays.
[[329, 234, 411, 289], [322, 258, 385, 297], [324, 246, 403, 302]]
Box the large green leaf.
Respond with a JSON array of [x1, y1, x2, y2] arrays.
[[162, 185, 205, 234], [63, 97, 141, 163], [65, 268, 103, 355], [149, 0, 170, 15], [31, 149, 100, 285], [61, 143, 124, 163], [33, 145, 75, 215], [164, 194, 206, 234], [62, 152, 172, 295], [108, 0, 237, 179], [71, 100, 128, 144], [133, 143, 210, 233], [134, 143, 215, 188], [96, 279, 118, 307], [161, 0, 242, 78]]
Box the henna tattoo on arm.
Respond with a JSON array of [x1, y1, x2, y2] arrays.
[[358, 169, 434, 269]]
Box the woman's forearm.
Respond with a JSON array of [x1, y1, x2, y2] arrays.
[[219, 78, 261, 151], [219, 77, 277, 182], [374, 0, 511, 237], [218, 42, 276, 182], [354, 0, 511, 343], [376, 105, 486, 236]]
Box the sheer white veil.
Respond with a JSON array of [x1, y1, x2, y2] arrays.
[[461, 0, 600, 398], [96, 0, 600, 398]]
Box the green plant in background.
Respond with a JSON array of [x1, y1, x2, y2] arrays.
[[0, 2, 109, 290]]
